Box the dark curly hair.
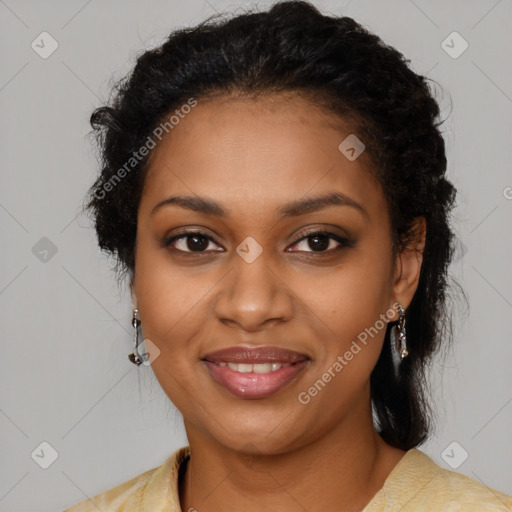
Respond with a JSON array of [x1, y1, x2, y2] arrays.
[[84, 0, 461, 450]]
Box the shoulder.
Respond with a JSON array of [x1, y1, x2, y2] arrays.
[[369, 448, 512, 511], [62, 446, 190, 512]]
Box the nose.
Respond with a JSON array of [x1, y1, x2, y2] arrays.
[[213, 252, 294, 332]]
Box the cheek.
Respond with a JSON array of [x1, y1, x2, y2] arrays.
[[135, 233, 206, 331], [133, 238, 213, 392], [299, 251, 392, 334], [135, 258, 207, 413], [295, 288, 390, 422], [294, 249, 393, 381]]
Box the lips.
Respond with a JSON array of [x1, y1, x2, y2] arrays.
[[202, 346, 309, 364], [202, 345, 310, 399]]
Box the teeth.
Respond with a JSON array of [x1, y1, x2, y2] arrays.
[[254, 363, 273, 374], [228, 363, 252, 373], [221, 362, 292, 373]]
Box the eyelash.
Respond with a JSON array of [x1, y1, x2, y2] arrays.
[[162, 229, 353, 257]]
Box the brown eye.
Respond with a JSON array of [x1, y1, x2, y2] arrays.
[[163, 231, 222, 253], [287, 231, 351, 254], [304, 233, 331, 251]]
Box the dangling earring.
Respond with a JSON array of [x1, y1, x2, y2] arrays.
[[395, 304, 409, 360], [128, 309, 143, 365]]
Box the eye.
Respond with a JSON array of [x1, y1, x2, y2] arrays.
[[162, 230, 223, 253], [162, 229, 352, 255], [287, 230, 351, 254]]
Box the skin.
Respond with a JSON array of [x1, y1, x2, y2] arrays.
[[131, 93, 426, 512]]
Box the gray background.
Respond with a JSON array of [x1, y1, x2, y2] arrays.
[[0, 0, 511, 510]]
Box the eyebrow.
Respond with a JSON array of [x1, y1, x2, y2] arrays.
[[150, 191, 367, 219]]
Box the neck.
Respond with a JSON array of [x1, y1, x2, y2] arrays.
[[179, 396, 406, 512]]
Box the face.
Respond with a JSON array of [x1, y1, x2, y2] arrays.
[[133, 93, 415, 454]]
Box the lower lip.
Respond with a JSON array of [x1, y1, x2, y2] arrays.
[[203, 360, 309, 399]]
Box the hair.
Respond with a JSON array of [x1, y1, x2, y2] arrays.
[[84, 0, 461, 450]]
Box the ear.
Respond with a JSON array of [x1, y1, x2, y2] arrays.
[[391, 216, 426, 320]]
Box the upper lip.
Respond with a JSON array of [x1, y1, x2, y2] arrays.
[[202, 345, 309, 364]]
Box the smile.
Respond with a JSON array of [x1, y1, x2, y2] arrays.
[[217, 362, 292, 373], [201, 345, 310, 399]]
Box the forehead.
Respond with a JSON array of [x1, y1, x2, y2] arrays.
[[140, 94, 386, 222]]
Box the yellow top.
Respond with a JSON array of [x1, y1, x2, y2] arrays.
[[63, 445, 512, 511]]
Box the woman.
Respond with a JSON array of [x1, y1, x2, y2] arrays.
[[64, 1, 512, 510]]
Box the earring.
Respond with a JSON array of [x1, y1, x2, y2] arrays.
[[128, 309, 143, 365], [395, 304, 409, 360]]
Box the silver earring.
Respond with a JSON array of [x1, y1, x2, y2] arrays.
[[128, 309, 143, 365], [395, 304, 409, 360]]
